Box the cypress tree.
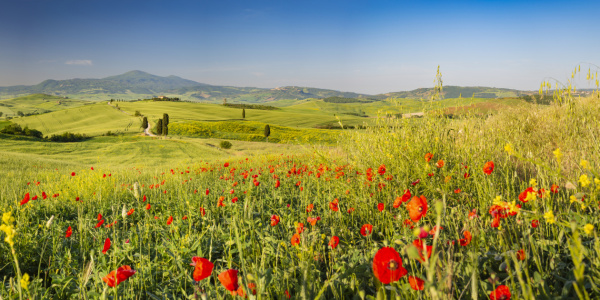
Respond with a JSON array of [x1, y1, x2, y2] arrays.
[[242, 109, 246, 119], [141, 117, 148, 129], [163, 113, 169, 126], [157, 119, 163, 135], [162, 119, 168, 136], [264, 124, 270, 142]]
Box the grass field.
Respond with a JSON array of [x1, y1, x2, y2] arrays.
[[1, 90, 599, 299], [0, 94, 93, 118]]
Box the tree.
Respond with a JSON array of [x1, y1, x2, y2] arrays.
[[242, 109, 246, 119], [17, 111, 24, 117], [141, 117, 148, 129], [264, 124, 271, 142], [156, 119, 163, 135], [163, 113, 169, 126], [162, 119, 168, 136], [0, 112, 3, 118]]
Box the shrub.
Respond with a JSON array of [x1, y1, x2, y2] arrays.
[[220, 141, 232, 149]]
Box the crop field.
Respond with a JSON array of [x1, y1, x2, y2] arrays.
[[1, 88, 600, 299], [0, 94, 93, 118]]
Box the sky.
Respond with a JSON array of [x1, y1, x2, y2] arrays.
[[1, 0, 599, 94]]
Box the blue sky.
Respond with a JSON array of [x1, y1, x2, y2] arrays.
[[1, 0, 598, 94]]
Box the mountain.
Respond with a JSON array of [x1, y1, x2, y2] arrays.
[[0, 71, 525, 102], [0, 71, 203, 96]]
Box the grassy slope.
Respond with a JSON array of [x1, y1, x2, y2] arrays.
[[12, 103, 139, 136], [0, 94, 92, 117], [0, 135, 305, 169]]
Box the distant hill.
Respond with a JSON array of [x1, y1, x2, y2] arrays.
[[375, 86, 523, 99], [0, 71, 203, 96], [0, 71, 525, 102]]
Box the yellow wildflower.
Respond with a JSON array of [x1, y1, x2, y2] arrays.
[[444, 176, 451, 183], [580, 160, 589, 170], [543, 211, 555, 224], [595, 178, 600, 190], [20, 273, 29, 290], [507, 201, 520, 214], [553, 148, 562, 163], [504, 143, 514, 155], [492, 196, 503, 205], [570, 195, 577, 203], [579, 174, 591, 188], [584, 224, 594, 235], [2, 212, 14, 225], [525, 191, 536, 202], [529, 179, 537, 187]]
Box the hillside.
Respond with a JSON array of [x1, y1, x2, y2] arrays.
[[376, 85, 523, 99], [0, 94, 92, 117]]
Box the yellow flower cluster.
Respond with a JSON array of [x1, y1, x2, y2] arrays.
[[584, 224, 594, 235], [579, 175, 591, 188], [543, 211, 556, 224], [553, 148, 562, 163], [0, 212, 16, 247], [580, 160, 589, 170], [20, 273, 30, 290], [504, 143, 515, 156]]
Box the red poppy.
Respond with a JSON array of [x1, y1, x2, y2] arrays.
[[429, 226, 443, 237], [102, 238, 111, 254], [205, 189, 210, 195], [291, 233, 301, 246], [347, 207, 355, 214], [285, 290, 291, 299], [459, 230, 472, 246], [516, 249, 525, 261], [127, 209, 134, 216], [406, 196, 428, 222], [247, 282, 257, 295], [408, 276, 425, 290], [296, 223, 305, 234], [464, 172, 470, 179], [42, 191, 47, 200], [143, 195, 147, 202], [166, 216, 173, 225], [378, 164, 386, 176], [32, 195, 38, 200], [306, 204, 314, 212], [454, 189, 461, 194], [531, 220, 539, 228], [102, 265, 136, 287], [329, 198, 339, 212], [518, 187, 535, 203], [489, 205, 509, 219], [182, 215, 188, 220], [146, 204, 151, 210], [254, 181, 260, 187], [71, 172, 76, 176], [372, 247, 407, 284], [411, 179, 421, 186], [329, 236, 339, 249], [20, 193, 30, 206], [95, 219, 105, 228], [218, 269, 239, 294], [190, 257, 213, 282], [424, 153, 433, 162], [435, 160, 444, 168], [483, 161, 495, 175], [200, 207, 206, 216], [412, 239, 432, 263], [270, 215, 280, 226], [550, 184, 559, 193], [97, 213, 103, 221], [468, 209, 478, 219], [360, 224, 373, 236], [224, 162, 229, 167], [65, 226, 72, 238], [491, 216, 501, 228], [489, 285, 511, 300], [377, 203, 385, 212]]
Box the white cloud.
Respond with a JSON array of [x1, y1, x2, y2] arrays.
[[65, 60, 93, 66]]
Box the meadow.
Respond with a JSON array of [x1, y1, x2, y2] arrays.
[[1, 84, 599, 299]]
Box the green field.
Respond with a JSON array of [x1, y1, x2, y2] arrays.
[[0, 94, 93, 117]]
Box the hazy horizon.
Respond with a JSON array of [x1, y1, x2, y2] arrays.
[[1, 0, 599, 94]]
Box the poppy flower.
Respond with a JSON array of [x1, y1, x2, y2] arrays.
[[429, 226, 443, 237], [285, 290, 291, 299], [97, 213, 103, 221], [424, 153, 433, 162], [32, 195, 38, 200], [20, 193, 30, 206], [412, 239, 432, 263], [102, 238, 111, 254], [378, 203, 385, 212], [65, 226, 72, 238], [489, 285, 511, 300], [145, 204, 151, 210], [143, 195, 147, 202], [491, 216, 501, 228], [190, 257, 213, 282], [254, 181, 260, 187], [518, 187, 536, 203], [329, 236, 339, 249], [42, 191, 47, 200], [464, 172, 470, 179], [360, 224, 373, 236], [71, 172, 76, 176], [378, 164, 386, 176], [329, 199, 339, 212], [454, 189, 461, 194], [247, 282, 257, 295], [408, 276, 425, 290], [127, 209, 134, 216], [531, 220, 539, 228], [205, 189, 210, 195], [516, 249, 525, 261], [411, 179, 420, 186], [459, 230, 472, 246], [102, 265, 136, 287], [406, 196, 428, 222], [95, 219, 105, 228], [291, 233, 301, 246], [296, 223, 305, 234], [200, 207, 206, 216], [182, 215, 188, 220], [372, 247, 407, 284], [275, 180, 280, 188], [550, 184, 559, 193], [270, 215, 280, 226], [347, 207, 355, 214], [224, 162, 229, 167], [306, 204, 314, 212], [435, 160, 444, 168], [483, 161, 495, 175], [166, 216, 173, 225]]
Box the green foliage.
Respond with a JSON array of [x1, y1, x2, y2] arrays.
[[141, 117, 148, 129], [47, 132, 88, 142], [134, 110, 141, 116], [222, 103, 280, 110], [264, 124, 270, 138], [219, 140, 232, 149], [156, 119, 163, 135], [322, 96, 375, 103], [0, 123, 43, 139], [242, 108, 245, 119]]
